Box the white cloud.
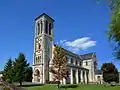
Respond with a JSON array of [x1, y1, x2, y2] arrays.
[[59, 37, 96, 53], [60, 40, 67, 44]]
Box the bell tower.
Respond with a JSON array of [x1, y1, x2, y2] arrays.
[[32, 13, 54, 83]]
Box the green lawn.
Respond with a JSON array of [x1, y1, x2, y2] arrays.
[[24, 84, 120, 90]]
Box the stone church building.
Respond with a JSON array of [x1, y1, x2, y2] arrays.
[[32, 13, 103, 84]]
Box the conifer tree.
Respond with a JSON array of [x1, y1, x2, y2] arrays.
[[14, 53, 29, 86], [24, 67, 33, 82], [3, 58, 14, 83]]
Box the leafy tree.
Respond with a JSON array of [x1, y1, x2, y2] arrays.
[[50, 45, 68, 88], [3, 58, 14, 83], [101, 63, 119, 83], [108, 0, 120, 59], [96, 0, 120, 59], [107, 0, 120, 11], [100, 0, 120, 59], [14, 53, 29, 86], [24, 67, 33, 82]]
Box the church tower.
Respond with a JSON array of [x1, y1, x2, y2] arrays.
[[32, 13, 54, 83]]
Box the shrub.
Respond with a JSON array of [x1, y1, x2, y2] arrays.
[[110, 82, 116, 86], [21, 84, 44, 87], [46, 81, 60, 84], [60, 84, 78, 88]]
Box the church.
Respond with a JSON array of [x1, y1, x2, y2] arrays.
[[32, 13, 103, 84]]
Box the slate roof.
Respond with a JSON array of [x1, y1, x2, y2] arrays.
[[80, 52, 96, 60], [54, 44, 96, 61], [35, 13, 55, 21], [54, 44, 80, 59]]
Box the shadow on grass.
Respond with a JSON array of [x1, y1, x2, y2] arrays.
[[60, 84, 78, 89], [21, 84, 44, 87]]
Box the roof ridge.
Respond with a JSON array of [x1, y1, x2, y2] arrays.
[[35, 13, 55, 21]]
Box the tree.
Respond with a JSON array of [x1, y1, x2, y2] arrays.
[[24, 67, 33, 82], [14, 53, 29, 86], [108, 0, 120, 59], [50, 45, 68, 88], [101, 63, 119, 83], [96, 0, 120, 59], [102, 0, 120, 59], [3, 58, 14, 83]]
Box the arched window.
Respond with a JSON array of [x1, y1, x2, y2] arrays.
[[40, 56, 41, 63], [38, 43, 41, 50], [34, 69, 40, 82], [36, 57, 37, 64], [79, 62, 82, 66], [71, 58, 73, 64], [65, 56, 68, 63], [45, 20, 48, 34], [40, 21, 43, 34], [38, 56, 39, 63], [35, 69, 40, 76], [49, 23, 52, 35], [75, 60, 78, 65], [37, 23, 40, 35]]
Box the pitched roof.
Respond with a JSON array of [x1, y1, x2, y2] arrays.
[[54, 44, 97, 61], [80, 52, 96, 60], [54, 44, 81, 59], [35, 13, 55, 21]]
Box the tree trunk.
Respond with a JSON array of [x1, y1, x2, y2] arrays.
[[57, 81, 60, 88], [19, 81, 22, 86], [58, 65, 60, 88]]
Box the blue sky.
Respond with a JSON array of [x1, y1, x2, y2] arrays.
[[0, 0, 120, 71]]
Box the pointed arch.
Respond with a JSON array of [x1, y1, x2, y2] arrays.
[[49, 23, 52, 35], [34, 69, 40, 76], [37, 23, 40, 35], [45, 20, 48, 34], [40, 21, 43, 34]]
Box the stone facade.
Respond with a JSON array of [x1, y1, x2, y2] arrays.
[[32, 13, 101, 84], [95, 70, 103, 84]]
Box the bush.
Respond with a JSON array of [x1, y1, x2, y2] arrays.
[[46, 81, 60, 84], [60, 84, 78, 88], [3, 86, 11, 90], [21, 84, 44, 87], [110, 82, 116, 86]]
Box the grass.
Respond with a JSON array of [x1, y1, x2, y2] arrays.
[[24, 84, 120, 90]]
